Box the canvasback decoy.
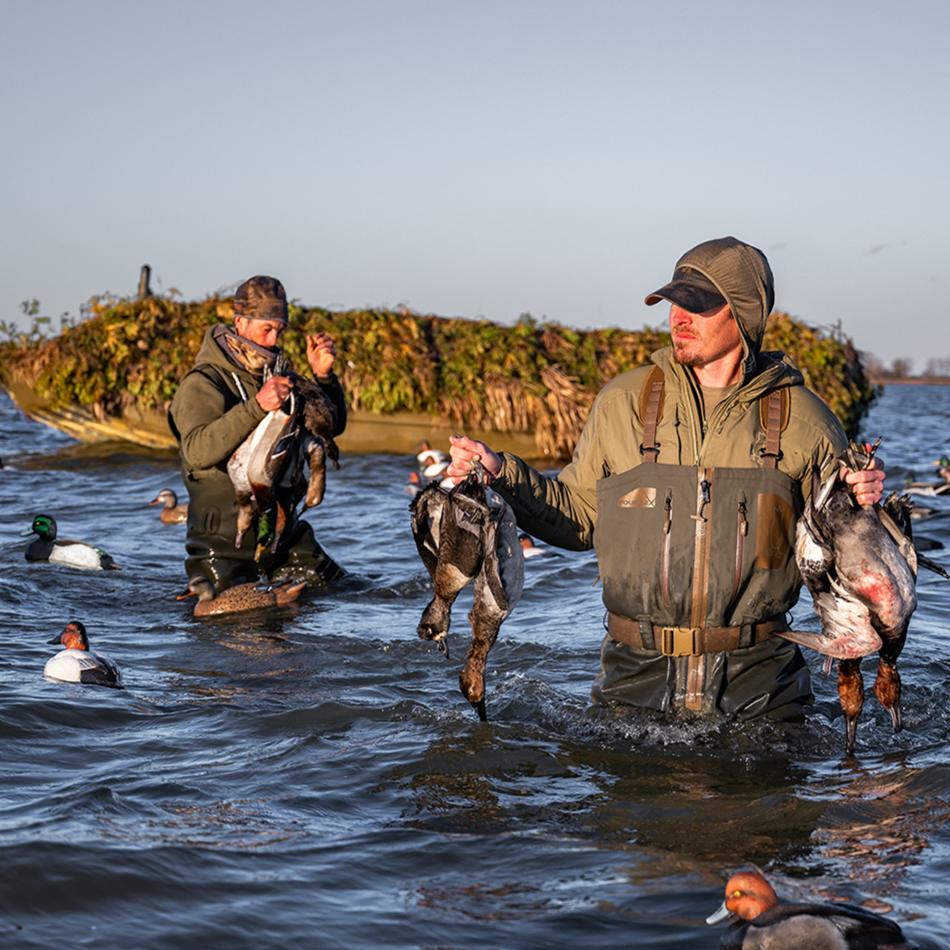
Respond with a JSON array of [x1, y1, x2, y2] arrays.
[[45, 621, 122, 688], [178, 574, 307, 617], [707, 869, 918, 949], [22, 514, 121, 571], [518, 533, 549, 558], [415, 440, 450, 469], [149, 489, 188, 524], [410, 466, 524, 720]]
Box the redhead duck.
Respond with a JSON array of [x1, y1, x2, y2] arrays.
[[45, 621, 122, 688], [22, 514, 121, 571], [707, 869, 918, 949], [410, 466, 524, 720], [149, 489, 188, 524], [415, 440, 450, 469], [178, 574, 306, 617]]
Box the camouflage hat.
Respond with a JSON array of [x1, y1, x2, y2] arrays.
[[233, 275, 289, 325]]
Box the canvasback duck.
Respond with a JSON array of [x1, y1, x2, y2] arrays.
[[178, 574, 307, 617], [415, 440, 450, 469], [23, 514, 121, 571], [45, 621, 122, 688], [149, 489, 188, 524], [707, 869, 918, 949], [786, 441, 949, 754], [410, 466, 524, 720]]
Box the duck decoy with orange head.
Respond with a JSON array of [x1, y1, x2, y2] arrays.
[[707, 869, 918, 949], [45, 621, 122, 688]]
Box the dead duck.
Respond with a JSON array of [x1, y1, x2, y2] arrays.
[[707, 869, 918, 949], [410, 466, 524, 720], [149, 489, 188, 524], [787, 440, 947, 753], [177, 574, 307, 617], [22, 514, 121, 571], [45, 621, 122, 688]]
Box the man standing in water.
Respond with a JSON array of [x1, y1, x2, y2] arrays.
[[169, 275, 347, 592], [447, 237, 885, 721]]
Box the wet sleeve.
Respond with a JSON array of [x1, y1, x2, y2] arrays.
[[171, 369, 267, 470]]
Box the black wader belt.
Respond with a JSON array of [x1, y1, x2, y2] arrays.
[[607, 612, 789, 656]]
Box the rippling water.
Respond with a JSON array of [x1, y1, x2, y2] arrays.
[[1, 385, 949, 949]]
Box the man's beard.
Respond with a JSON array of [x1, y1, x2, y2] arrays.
[[671, 339, 702, 367]]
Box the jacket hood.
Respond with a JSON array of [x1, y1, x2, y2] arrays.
[[193, 324, 279, 378], [652, 237, 775, 378]]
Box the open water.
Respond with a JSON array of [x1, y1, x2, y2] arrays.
[[1, 384, 949, 949]]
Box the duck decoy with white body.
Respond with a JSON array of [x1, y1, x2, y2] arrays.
[[415, 440, 450, 470], [707, 869, 918, 949], [45, 621, 122, 688], [932, 455, 950, 483], [901, 473, 950, 497], [410, 466, 524, 720], [149, 489, 188, 524], [786, 440, 948, 754], [177, 574, 307, 617], [22, 514, 121, 571]]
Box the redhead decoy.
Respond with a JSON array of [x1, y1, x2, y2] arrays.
[[707, 868, 918, 948], [23, 514, 121, 571], [410, 466, 524, 720], [45, 621, 122, 688], [178, 574, 307, 617], [149, 489, 188, 524]]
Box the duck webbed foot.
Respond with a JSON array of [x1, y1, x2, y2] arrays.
[[838, 657, 865, 755], [873, 658, 903, 733]]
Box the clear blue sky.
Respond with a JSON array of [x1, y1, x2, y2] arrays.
[[2, 1, 946, 371]]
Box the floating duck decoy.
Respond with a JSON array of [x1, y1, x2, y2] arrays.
[[786, 440, 948, 754], [404, 471, 423, 496], [22, 514, 121, 571], [45, 621, 122, 688], [422, 460, 450, 483], [707, 869, 918, 949], [415, 440, 450, 470], [149, 489, 188, 524], [177, 574, 307, 617], [933, 455, 950, 483], [410, 466, 524, 720], [901, 473, 950, 497], [518, 533, 550, 558]]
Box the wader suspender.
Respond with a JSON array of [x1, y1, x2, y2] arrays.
[[636, 369, 788, 710]]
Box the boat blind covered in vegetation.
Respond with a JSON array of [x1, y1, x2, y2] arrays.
[[0, 292, 877, 458]]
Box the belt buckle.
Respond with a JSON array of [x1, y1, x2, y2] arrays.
[[660, 626, 699, 656]]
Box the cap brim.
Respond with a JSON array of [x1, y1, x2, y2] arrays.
[[645, 282, 726, 313]]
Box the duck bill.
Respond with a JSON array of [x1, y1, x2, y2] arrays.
[[176, 589, 197, 601], [706, 902, 734, 925], [47, 635, 64, 645], [20, 527, 36, 536]]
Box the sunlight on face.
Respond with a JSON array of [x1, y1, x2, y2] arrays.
[[235, 317, 286, 349], [669, 302, 741, 368]]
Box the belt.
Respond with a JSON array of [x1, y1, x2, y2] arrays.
[[606, 612, 788, 656]]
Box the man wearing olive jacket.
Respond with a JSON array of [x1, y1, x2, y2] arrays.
[[448, 237, 885, 721], [169, 275, 347, 592]]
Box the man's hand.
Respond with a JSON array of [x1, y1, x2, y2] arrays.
[[256, 375, 293, 412], [842, 445, 886, 506], [446, 435, 502, 484], [307, 333, 337, 377]]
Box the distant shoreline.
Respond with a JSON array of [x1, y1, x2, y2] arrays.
[[869, 378, 950, 386]]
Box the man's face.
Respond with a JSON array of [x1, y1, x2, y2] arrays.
[[669, 302, 742, 369], [235, 317, 286, 349]]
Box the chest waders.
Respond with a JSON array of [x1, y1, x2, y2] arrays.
[[593, 366, 804, 714]]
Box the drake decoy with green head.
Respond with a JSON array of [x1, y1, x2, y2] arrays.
[[149, 489, 188, 524], [933, 455, 950, 483], [177, 574, 307, 617], [410, 466, 524, 720], [22, 514, 121, 571], [707, 869, 918, 949], [45, 621, 122, 688]]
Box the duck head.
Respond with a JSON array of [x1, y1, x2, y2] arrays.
[[707, 870, 778, 924], [23, 514, 57, 540], [178, 575, 216, 603], [48, 620, 90, 651], [150, 489, 179, 509]]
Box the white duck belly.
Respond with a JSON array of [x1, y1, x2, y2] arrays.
[[44, 648, 121, 686]]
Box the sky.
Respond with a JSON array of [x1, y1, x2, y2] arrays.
[[2, 0, 947, 372]]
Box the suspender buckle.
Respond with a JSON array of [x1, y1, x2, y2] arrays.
[[660, 626, 700, 656]]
